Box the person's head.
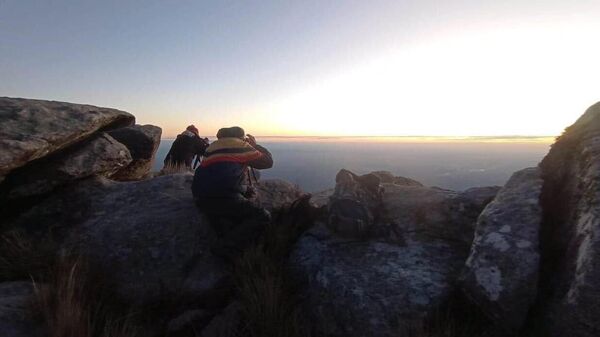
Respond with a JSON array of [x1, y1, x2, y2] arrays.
[[186, 125, 199, 136], [216, 126, 245, 139]]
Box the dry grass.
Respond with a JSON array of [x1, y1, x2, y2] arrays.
[[0, 230, 56, 281], [158, 162, 191, 176], [33, 255, 141, 337], [233, 195, 319, 337], [0, 229, 141, 337]]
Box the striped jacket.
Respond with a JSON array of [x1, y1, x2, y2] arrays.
[[192, 137, 273, 199]]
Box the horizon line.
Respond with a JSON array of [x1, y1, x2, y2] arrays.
[[160, 135, 558, 140]]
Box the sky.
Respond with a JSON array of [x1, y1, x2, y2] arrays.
[[1, 0, 599, 138]]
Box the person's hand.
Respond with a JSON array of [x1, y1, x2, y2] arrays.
[[246, 134, 257, 146]]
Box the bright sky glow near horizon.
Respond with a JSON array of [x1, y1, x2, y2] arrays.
[[1, 1, 599, 138]]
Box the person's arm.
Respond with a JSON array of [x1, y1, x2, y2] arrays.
[[245, 134, 273, 169], [195, 137, 209, 156]]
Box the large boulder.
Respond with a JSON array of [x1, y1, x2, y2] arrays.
[[8, 175, 303, 306], [60, 174, 224, 305], [0, 281, 45, 337], [0, 97, 134, 183], [108, 124, 162, 181], [3, 133, 132, 200], [290, 171, 499, 337], [535, 101, 600, 337], [460, 167, 543, 333]]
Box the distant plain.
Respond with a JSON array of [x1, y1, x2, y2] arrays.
[[154, 137, 554, 192]]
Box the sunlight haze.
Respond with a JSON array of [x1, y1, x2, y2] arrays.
[[1, 0, 598, 137]]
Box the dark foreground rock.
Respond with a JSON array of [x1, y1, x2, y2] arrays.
[[0, 97, 135, 183], [60, 174, 225, 305], [535, 101, 600, 337], [291, 223, 469, 337], [0, 281, 45, 337], [290, 170, 499, 337], [9, 174, 302, 307], [108, 124, 162, 181], [460, 167, 543, 333]]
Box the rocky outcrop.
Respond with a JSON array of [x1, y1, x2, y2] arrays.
[[0, 97, 135, 183], [0, 282, 44, 337], [535, 102, 600, 337], [326, 169, 384, 238], [9, 174, 303, 306], [309, 171, 423, 209], [460, 167, 543, 333], [108, 124, 162, 181], [3, 133, 132, 199], [290, 170, 499, 337], [3, 96, 600, 337]]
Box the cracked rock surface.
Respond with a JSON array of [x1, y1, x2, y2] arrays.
[[460, 167, 543, 333], [290, 170, 499, 337]]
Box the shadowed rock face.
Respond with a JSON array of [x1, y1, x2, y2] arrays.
[[381, 184, 500, 245], [8, 174, 302, 307], [108, 124, 162, 181], [0, 97, 135, 182], [535, 102, 600, 337], [290, 170, 499, 337], [460, 167, 543, 333], [0, 282, 45, 337], [291, 223, 469, 337], [60, 174, 224, 305], [3, 133, 132, 200]]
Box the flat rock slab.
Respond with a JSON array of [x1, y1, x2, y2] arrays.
[[0, 97, 134, 181]]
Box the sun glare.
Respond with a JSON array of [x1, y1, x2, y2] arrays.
[[266, 22, 600, 137]]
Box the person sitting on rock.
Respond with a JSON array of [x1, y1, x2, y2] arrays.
[[192, 126, 273, 259], [163, 125, 209, 171]]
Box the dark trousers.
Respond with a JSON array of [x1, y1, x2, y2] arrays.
[[196, 196, 271, 257]]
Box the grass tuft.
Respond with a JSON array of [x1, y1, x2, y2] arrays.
[[0, 230, 56, 282], [233, 195, 319, 337], [33, 255, 141, 337], [158, 162, 191, 176]]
